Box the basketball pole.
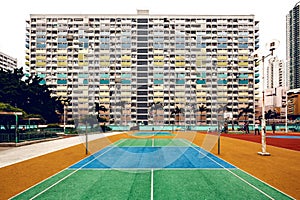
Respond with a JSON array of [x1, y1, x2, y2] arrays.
[[85, 121, 88, 155]]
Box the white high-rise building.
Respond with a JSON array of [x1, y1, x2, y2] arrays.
[[25, 10, 259, 129], [287, 2, 300, 90], [267, 56, 286, 89], [264, 57, 287, 115], [0, 51, 17, 71]]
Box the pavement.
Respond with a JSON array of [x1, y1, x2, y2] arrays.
[[0, 132, 122, 168]]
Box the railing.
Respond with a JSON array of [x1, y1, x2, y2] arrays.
[[0, 129, 60, 143]]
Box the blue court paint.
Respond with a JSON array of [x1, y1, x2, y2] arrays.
[[266, 135, 300, 139], [69, 147, 236, 169], [133, 131, 173, 136]]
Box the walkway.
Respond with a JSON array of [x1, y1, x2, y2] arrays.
[[0, 132, 122, 168]]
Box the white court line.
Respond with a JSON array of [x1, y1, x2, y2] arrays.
[[28, 139, 127, 200], [151, 169, 154, 200], [180, 139, 276, 200]]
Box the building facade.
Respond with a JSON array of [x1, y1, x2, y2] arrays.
[[287, 89, 300, 118], [25, 10, 259, 128], [0, 51, 17, 71], [263, 57, 287, 116], [287, 2, 300, 90]]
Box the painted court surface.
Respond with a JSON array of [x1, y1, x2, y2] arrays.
[[11, 133, 293, 200]]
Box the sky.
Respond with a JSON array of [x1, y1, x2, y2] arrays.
[[0, 0, 298, 66]]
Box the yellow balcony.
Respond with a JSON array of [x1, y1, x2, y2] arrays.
[[100, 98, 110, 102], [100, 62, 110, 67], [79, 50, 88, 54], [217, 56, 228, 60], [100, 92, 110, 96], [153, 98, 164, 102], [154, 92, 164, 96], [197, 98, 206, 103], [100, 56, 109, 60], [175, 98, 185, 103], [121, 56, 131, 60], [58, 50, 67, 54], [57, 56, 67, 60], [36, 50, 46, 53], [154, 56, 164, 60], [57, 62, 67, 67], [36, 62, 46, 67], [153, 62, 164, 67], [238, 50, 249, 54], [175, 62, 185, 67], [56, 92, 68, 96], [238, 56, 248, 60], [79, 61, 88, 66], [175, 56, 185, 60], [78, 54, 85, 60], [121, 62, 131, 67], [217, 50, 227, 53], [217, 62, 227, 66], [36, 56, 46, 60], [238, 92, 248, 96], [238, 98, 248, 103], [238, 62, 248, 67], [57, 86, 68, 90], [153, 86, 163, 90], [100, 86, 109, 90]]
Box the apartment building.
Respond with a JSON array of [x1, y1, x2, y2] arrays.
[[0, 51, 17, 71], [25, 10, 259, 128], [287, 2, 300, 90], [263, 57, 287, 117]]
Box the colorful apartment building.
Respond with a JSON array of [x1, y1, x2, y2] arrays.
[[25, 10, 259, 128]]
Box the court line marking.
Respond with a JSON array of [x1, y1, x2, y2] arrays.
[[151, 169, 154, 200], [73, 168, 237, 171], [232, 166, 296, 200], [28, 139, 127, 200], [15, 138, 289, 199], [180, 139, 276, 199]]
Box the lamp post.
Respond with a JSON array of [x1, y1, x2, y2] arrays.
[[63, 102, 67, 134], [59, 96, 71, 134], [285, 62, 288, 133], [14, 112, 22, 143], [285, 94, 288, 133], [253, 39, 280, 156]]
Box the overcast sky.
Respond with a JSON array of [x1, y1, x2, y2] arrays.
[[0, 0, 298, 66]]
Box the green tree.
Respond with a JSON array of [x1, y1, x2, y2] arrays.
[[95, 102, 108, 123], [0, 102, 26, 131], [198, 104, 206, 125], [265, 109, 278, 125], [150, 102, 163, 125], [0, 68, 62, 123], [238, 105, 252, 123], [171, 106, 184, 125]]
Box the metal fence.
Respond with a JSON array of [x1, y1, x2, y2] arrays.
[[0, 129, 60, 143]]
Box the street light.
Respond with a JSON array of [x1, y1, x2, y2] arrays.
[[253, 39, 280, 156], [59, 96, 71, 134]]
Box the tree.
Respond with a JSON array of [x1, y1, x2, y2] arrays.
[[95, 103, 108, 123], [150, 102, 163, 125], [0, 68, 62, 123], [80, 114, 98, 129], [116, 101, 126, 125], [265, 109, 278, 125], [171, 106, 184, 125], [198, 104, 206, 125], [0, 102, 27, 131], [238, 105, 252, 123]]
